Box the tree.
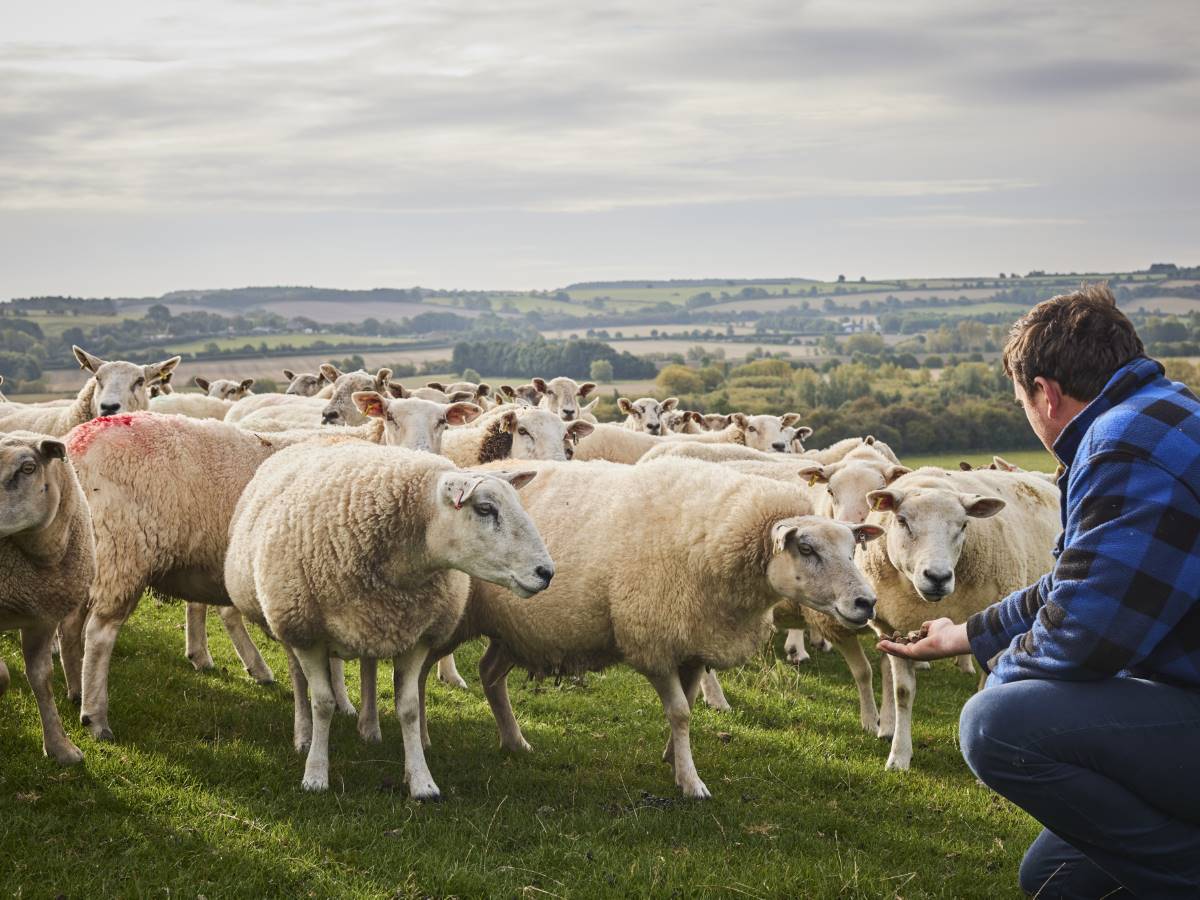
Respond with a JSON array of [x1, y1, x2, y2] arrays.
[[837, 274, 846, 283], [656, 364, 704, 395], [589, 359, 614, 383], [461, 367, 481, 382], [845, 332, 886, 355]]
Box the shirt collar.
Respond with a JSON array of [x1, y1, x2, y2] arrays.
[[1052, 356, 1164, 467]]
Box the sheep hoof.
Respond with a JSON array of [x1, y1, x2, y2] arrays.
[[300, 775, 328, 792], [500, 737, 532, 753], [439, 674, 469, 690], [786, 650, 810, 666], [188, 653, 216, 672], [816, 639, 833, 653], [409, 786, 442, 803], [679, 780, 712, 800], [703, 696, 732, 712], [884, 754, 911, 772], [335, 700, 357, 717], [861, 716, 878, 734], [82, 717, 114, 742], [876, 727, 894, 741], [358, 723, 382, 744], [249, 668, 276, 686], [48, 742, 85, 766], [294, 737, 311, 754]]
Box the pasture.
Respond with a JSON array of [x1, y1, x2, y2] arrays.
[[0, 603, 1036, 898]]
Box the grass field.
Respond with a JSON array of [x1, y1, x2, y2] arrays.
[[164, 333, 409, 354], [0, 603, 1037, 898], [903, 449, 1056, 473]]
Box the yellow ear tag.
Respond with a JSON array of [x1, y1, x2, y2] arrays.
[[871, 496, 885, 511]]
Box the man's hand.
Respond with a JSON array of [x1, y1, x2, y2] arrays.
[[877, 618, 971, 661]]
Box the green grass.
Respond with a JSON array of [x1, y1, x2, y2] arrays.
[[165, 333, 411, 354], [903, 449, 1056, 472], [1, 602, 1036, 898]]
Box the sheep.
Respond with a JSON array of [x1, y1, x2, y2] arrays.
[[0, 432, 95, 765], [618, 396, 678, 435], [739, 414, 811, 453], [802, 435, 900, 465], [148, 370, 174, 398], [231, 400, 329, 432], [640, 440, 786, 465], [532, 376, 596, 422], [224, 444, 554, 795], [431, 458, 882, 798], [959, 455, 1062, 485], [440, 405, 593, 468], [226, 369, 389, 430], [861, 467, 1060, 770], [663, 410, 706, 434], [149, 393, 234, 420], [499, 383, 544, 407], [572, 419, 747, 464], [62, 413, 386, 740], [0, 347, 180, 437], [320, 368, 393, 425], [283, 369, 329, 396], [426, 381, 493, 407], [193, 376, 255, 401], [702, 413, 730, 431]]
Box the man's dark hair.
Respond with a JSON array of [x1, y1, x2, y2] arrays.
[[1002, 283, 1145, 401]]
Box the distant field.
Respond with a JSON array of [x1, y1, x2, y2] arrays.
[[705, 288, 999, 315], [606, 338, 813, 360], [164, 333, 407, 354], [903, 449, 1056, 472], [1120, 296, 1200, 315], [539, 324, 760, 339]]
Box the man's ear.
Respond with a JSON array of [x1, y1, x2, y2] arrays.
[[353, 391, 387, 419], [73, 346, 106, 373], [193, 376, 211, 392], [445, 402, 482, 426]]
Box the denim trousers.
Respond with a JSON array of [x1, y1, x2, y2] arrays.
[[958, 676, 1200, 898]]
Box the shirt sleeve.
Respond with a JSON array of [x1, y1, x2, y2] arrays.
[[966, 572, 1054, 673], [988, 451, 1200, 685]]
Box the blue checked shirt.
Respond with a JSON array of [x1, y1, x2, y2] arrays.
[[968, 356, 1200, 688]]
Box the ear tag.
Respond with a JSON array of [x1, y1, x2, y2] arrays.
[[807, 474, 818, 487], [453, 476, 485, 510], [454, 488, 466, 510], [856, 530, 868, 546], [871, 496, 885, 511]]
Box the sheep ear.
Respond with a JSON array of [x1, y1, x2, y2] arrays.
[[448, 390, 474, 403], [492, 470, 537, 490], [532, 378, 548, 393], [963, 494, 1006, 518], [320, 364, 341, 382], [353, 391, 387, 419], [851, 524, 885, 545], [780, 413, 803, 427], [581, 397, 599, 413], [446, 402, 482, 426], [500, 411, 518, 433], [771, 522, 798, 554], [992, 455, 1019, 472], [145, 356, 181, 383], [476, 383, 491, 397], [426, 382, 447, 392], [796, 426, 813, 441], [660, 397, 679, 412], [863, 435, 876, 445], [884, 464, 911, 484], [193, 376, 210, 391], [867, 489, 903, 513], [282, 369, 296, 380], [375, 368, 393, 388], [578, 382, 596, 398], [500, 384, 516, 398], [386, 382, 408, 399], [239, 378, 255, 392], [317, 370, 330, 385], [729, 413, 749, 428], [73, 346, 106, 373], [37, 439, 67, 461], [617, 398, 634, 415], [958, 461, 974, 471], [567, 420, 594, 440], [797, 464, 828, 486]]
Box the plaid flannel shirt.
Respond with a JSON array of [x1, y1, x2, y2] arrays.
[[967, 356, 1200, 688]]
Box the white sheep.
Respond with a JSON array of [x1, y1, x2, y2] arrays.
[[282, 369, 329, 396], [499, 383, 545, 407], [663, 410, 706, 434], [62, 413, 386, 740], [861, 467, 1060, 769], [534, 377, 597, 422], [617, 396, 678, 435], [438, 458, 883, 798], [319, 368, 394, 425], [0, 347, 180, 436], [739, 414, 811, 453], [802, 435, 901, 465], [0, 432, 95, 764], [224, 444, 554, 796], [193, 376, 255, 401], [149, 393, 234, 420], [439, 405, 593, 468]]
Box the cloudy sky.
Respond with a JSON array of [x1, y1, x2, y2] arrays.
[[1, 0, 1197, 296]]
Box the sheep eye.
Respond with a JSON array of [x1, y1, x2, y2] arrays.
[[19, 461, 36, 475], [438, 418, 447, 427], [897, 516, 910, 531], [797, 543, 815, 556], [518, 427, 529, 437], [474, 502, 497, 518], [748, 427, 756, 433], [134, 377, 145, 387]]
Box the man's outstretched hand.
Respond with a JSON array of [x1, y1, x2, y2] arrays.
[[877, 618, 971, 662]]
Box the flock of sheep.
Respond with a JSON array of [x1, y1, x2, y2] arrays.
[[0, 347, 1062, 800]]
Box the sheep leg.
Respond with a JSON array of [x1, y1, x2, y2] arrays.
[[80, 612, 126, 741], [954, 653, 976, 676], [663, 662, 705, 762], [809, 628, 832, 653], [395, 642, 440, 801], [479, 641, 531, 752], [647, 667, 710, 799], [877, 652, 896, 740], [22, 625, 83, 765], [184, 603, 215, 671], [292, 643, 336, 791], [57, 603, 87, 704], [285, 647, 312, 754], [418, 653, 435, 750], [0, 657, 8, 698], [698, 667, 732, 711], [357, 658, 382, 743], [784, 629, 811, 665], [829, 631, 879, 733], [328, 656, 357, 716], [885, 656, 917, 771], [436, 653, 469, 689], [216, 606, 275, 684]]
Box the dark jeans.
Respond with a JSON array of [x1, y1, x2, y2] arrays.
[[959, 676, 1200, 898]]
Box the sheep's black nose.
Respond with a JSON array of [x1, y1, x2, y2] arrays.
[[561, 409, 575, 421], [772, 442, 787, 451], [322, 411, 338, 424], [853, 596, 875, 616], [100, 403, 121, 416], [923, 568, 953, 587], [646, 424, 660, 434], [535, 565, 554, 587]]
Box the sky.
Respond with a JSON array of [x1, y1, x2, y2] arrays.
[[1, 0, 1197, 297]]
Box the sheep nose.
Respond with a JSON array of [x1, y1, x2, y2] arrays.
[[853, 596, 876, 617], [923, 568, 953, 587], [321, 410, 339, 424], [646, 424, 660, 434], [535, 565, 554, 587], [771, 442, 787, 452], [100, 403, 121, 416], [561, 409, 575, 421]]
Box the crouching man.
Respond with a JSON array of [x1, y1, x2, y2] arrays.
[[881, 284, 1200, 898]]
